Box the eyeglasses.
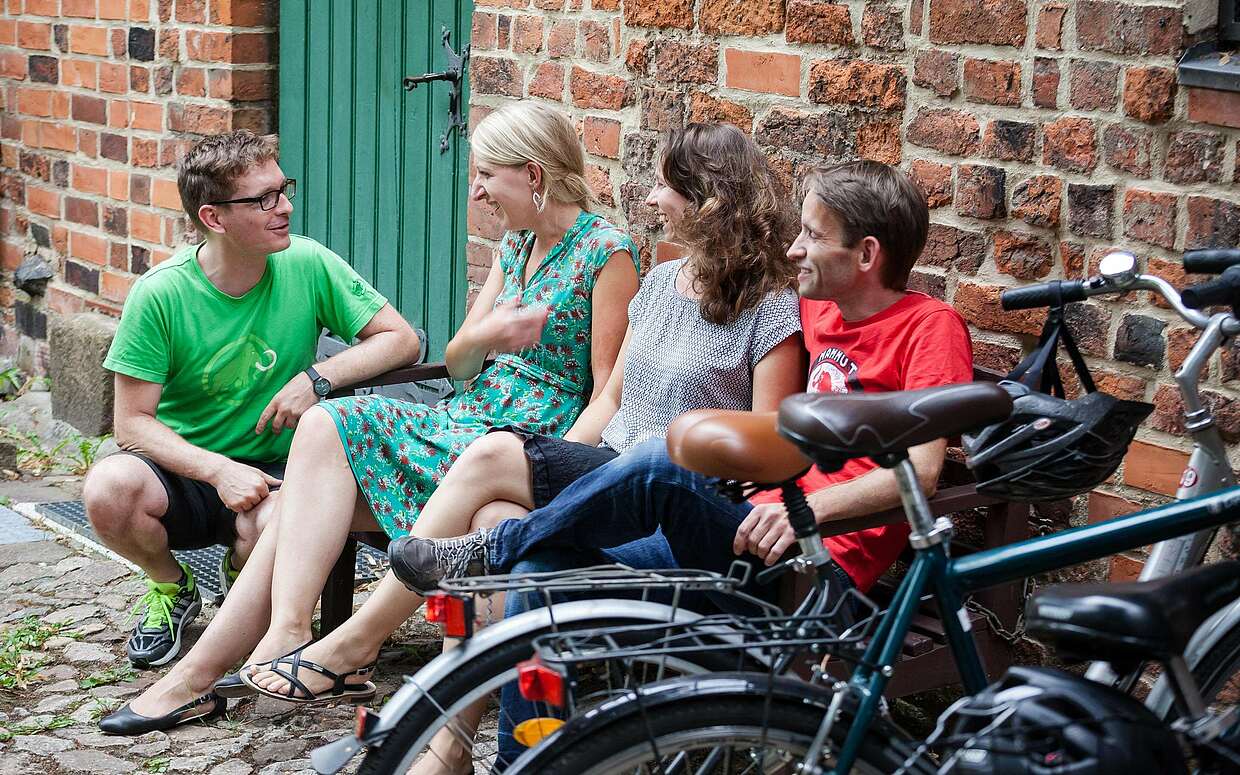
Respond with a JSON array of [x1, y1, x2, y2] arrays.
[[209, 179, 296, 211]]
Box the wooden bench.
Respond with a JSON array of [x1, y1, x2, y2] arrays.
[[318, 365, 1029, 699]]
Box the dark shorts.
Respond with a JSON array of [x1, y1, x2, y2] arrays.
[[491, 427, 620, 510], [119, 452, 286, 551]]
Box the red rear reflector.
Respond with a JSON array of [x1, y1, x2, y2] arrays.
[[425, 593, 473, 638], [517, 657, 565, 706], [354, 705, 379, 738]]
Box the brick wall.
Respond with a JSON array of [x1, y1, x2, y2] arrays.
[[466, 0, 1240, 578], [0, 0, 275, 372]]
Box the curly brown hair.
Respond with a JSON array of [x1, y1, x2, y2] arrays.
[[660, 123, 799, 326]]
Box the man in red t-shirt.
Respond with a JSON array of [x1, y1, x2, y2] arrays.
[[393, 159, 973, 597]]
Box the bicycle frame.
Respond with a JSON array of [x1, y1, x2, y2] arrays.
[[829, 478, 1240, 773]]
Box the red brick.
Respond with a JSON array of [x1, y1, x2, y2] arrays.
[[1069, 59, 1119, 111], [70, 25, 109, 55], [993, 230, 1054, 280], [71, 94, 107, 125], [1123, 440, 1189, 496], [1086, 490, 1140, 524], [0, 20, 14, 46], [701, 0, 785, 35], [512, 15, 543, 54], [17, 21, 51, 50], [167, 103, 232, 135], [580, 20, 611, 62], [953, 282, 1044, 336], [98, 63, 127, 94], [1042, 117, 1097, 173], [546, 20, 575, 58], [100, 270, 135, 302], [1109, 555, 1144, 582], [72, 164, 108, 196], [862, 3, 904, 49], [1076, 1, 1182, 56], [913, 49, 958, 97], [0, 52, 27, 79], [109, 170, 129, 200], [786, 0, 854, 44], [39, 122, 77, 152], [528, 61, 564, 101], [725, 49, 800, 97], [955, 164, 1005, 220], [1187, 87, 1240, 130], [1123, 67, 1176, 124], [1032, 56, 1059, 109], [907, 107, 980, 156], [909, 160, 952, 208], [1011, 175, 1062, 228], [130, 101, 163, 131], [808, 59, 904, 110], [624, 40, 649, 74], [1102, 123, 1153, 177], [582, 116, 620, 159], [176, 0, 207, 22], [176, 67, 206, 96], [471, 12, 497, 50], [857, 120, 901, 164], [623, 0, 693, 29], [1035, 2, 1066, 49], [570, 66, 633, 109], [640, 87, 685, 131], [61, 59, 97, 89], [654, 41, 718, 84], [1166, 326, 1196, 372], [963, 58, 1020, 106], [71, 231, 108, 265], [17, 88, 52, 117], [688, 92, 753, 131], [64, 196, 99, 227], [26, 186, 59, 218], [130, 208, 162, 243], [1186, 196, 1240, 251], [209, 0, 274, 25], [585, 163, 613, 206], [100, 0, 129, 18], [151, 177, 181, 211], [1165, 131, 1226, 185], [928, 0, 1026, 47]]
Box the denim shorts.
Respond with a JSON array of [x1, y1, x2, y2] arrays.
[[490, 426, 620, 509]]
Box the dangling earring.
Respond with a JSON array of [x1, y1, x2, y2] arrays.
[[531, 190, 547, 213]]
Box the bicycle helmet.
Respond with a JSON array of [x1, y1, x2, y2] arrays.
[[936, 666, 1186, 775], [962, 380, 1152, 501]]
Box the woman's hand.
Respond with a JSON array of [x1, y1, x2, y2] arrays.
[[478, 302, 549, 353]]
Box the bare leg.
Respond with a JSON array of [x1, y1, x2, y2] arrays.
[[126, 498, 285, 716], [411, 500, 529, 775], [83, 454, 179, 583], [248, 435, 534, 697], [243, 405, 379, 670], [231, 490, 280, 568]]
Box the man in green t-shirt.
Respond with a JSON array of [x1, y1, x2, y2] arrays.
[[84, 130, 422, 668]]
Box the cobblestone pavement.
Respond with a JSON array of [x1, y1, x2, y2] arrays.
[[0, 527, 491, 774]]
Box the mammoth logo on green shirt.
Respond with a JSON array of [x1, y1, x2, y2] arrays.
[[201, 334, 280, 407]]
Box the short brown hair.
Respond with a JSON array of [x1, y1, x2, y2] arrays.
[[802, 160, 928, 291], [177, 130, 281, 231]]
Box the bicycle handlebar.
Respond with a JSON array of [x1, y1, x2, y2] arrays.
[[1183, 249, 1240, 274], [1000, 280, 1089, 310], [1182, 266, 1240, 310]]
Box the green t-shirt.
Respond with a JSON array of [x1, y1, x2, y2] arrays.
[[104, 235, 387, 462]]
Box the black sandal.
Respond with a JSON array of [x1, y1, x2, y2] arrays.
[[238, 644, 376, 705], [214, 639, 314, 699], [99, 692, 225, 736]]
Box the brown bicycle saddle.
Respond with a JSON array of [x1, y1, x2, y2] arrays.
[[667, 409, 812, 484], [778, 382, 1013, 471]]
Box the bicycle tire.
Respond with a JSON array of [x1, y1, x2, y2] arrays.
[[1186, 615, 1240, 712], [511, 689, 931, 774], [356, 616, 768, 775]]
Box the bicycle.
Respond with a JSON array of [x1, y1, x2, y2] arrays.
[[503, 249, 1240, 773]]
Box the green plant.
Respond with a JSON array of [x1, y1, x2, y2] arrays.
[[66, 434, 108, 475], [0, 428, 67, 475], [0, 616, 70, 691], [79, 664, 137, 690], [0, 366, 25, 398], [144, 756, 171, 773], [87, 697, 122, 721]]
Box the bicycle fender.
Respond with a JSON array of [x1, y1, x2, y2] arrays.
[[1147, 597, 1240, 716], [310, 598, 707, 774], [506, 672, 838, 774]]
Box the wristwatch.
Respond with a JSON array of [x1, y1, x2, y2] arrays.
[[305, 366, 332, 399]]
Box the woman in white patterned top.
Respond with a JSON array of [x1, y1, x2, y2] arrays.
[[242, 123, 806, 737]]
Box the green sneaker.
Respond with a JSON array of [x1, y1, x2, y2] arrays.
[[218, 547, 241, 598], [126, 562, 201, 669]]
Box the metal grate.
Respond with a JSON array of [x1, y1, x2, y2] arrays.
[[33, 501, 387, 604]]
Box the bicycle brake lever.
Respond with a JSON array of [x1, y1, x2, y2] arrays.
[[756, 559, 794, 586]]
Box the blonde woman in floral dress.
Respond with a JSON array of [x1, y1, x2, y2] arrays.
[[100, 101, 639, 735]]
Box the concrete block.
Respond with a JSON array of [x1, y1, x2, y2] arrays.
[[48, 313, 118, 436]]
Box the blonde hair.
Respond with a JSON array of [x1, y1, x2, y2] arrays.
[[470, 102, 595, 211], [177, 130, 281, 231]]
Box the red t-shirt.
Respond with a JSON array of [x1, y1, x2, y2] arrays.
[[751, 292, 974, 592]]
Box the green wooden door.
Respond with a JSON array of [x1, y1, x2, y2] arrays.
[[278, 0, 473, 358]]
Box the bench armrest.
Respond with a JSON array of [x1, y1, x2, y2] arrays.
[[816, 483, 1007, 539], [326, 358, 496, 399]]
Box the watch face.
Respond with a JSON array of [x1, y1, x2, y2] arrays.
[[313, 378, 331, 396]]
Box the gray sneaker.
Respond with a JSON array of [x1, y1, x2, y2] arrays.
[[126, 562, 201, 668], [388, 529, 491, 593], [218, 547, 240, 598]]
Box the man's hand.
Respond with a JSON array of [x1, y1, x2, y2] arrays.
[[256, 371, 318, 435], [733, 502, 798, 565], [212, 460, 282, 513], [480, 303, 549, 353]]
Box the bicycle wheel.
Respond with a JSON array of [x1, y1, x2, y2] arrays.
[[1188, 616, 1240, 710], [357, 615, 767, 775], [511, 683, 931, 775]]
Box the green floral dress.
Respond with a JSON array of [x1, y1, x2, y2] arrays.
[[327, 212, 637, 538]]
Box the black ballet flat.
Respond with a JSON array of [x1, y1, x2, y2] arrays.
[[98, 692, 225, 736]]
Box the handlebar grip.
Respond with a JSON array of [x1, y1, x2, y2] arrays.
[[1183, 249, 1240, 274], [1000, 280, 1088, 310], [1182, 266, 1240, 309]]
